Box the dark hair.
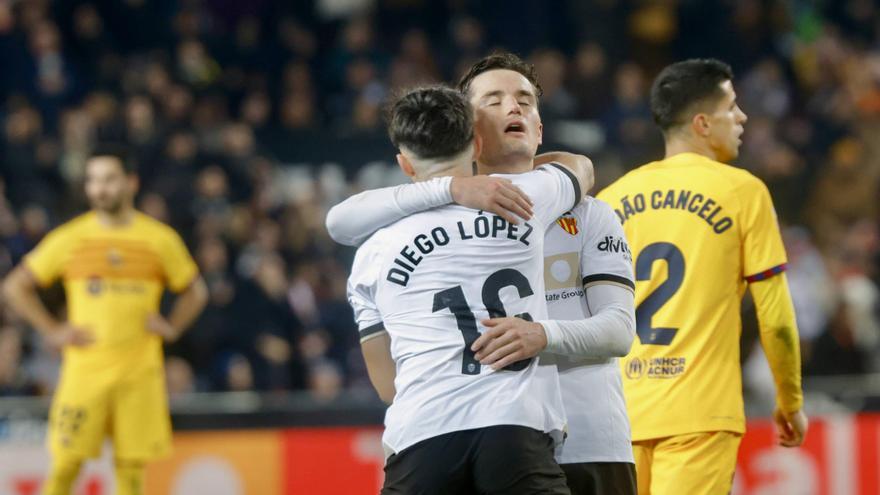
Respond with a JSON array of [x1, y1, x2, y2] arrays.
[[650, 58, 734, 131], [387, 85, 474, 160], [89, 143, 136, 173], [457, 51, 543, 97]]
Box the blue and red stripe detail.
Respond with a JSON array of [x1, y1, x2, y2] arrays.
[[745, 263, 787, 283]]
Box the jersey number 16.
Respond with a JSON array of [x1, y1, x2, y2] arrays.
[[433, 268, 534, 375]]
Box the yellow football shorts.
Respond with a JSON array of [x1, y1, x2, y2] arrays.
[[48, 363, 171, 462], [632, 431, 742, 495]]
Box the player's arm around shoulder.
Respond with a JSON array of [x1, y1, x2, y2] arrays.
[[325, 177, 536, 246], [534, 151, 595, 199]]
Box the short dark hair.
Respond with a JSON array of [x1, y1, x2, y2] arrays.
[[457, 51, 543, 97], [89, 143, 136, 173], [650, 58, 734, 131], [388, 85, 474, 160]]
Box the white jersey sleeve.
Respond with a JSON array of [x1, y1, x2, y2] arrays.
[[540, 284, 634, 358], [346, 236, 386, 342], [505, 164, 580, 229], [580, 199, 634, 291], [326, 177, 453, 246]]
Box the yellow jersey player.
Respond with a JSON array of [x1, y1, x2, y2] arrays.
[[596, 59, 807, 495], [3, 145, 208, 495]]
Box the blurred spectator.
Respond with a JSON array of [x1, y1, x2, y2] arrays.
[[4, 204, 49, 263], [444, 16, 486, 79], [27, 20, 76, 123], [229, 252, 306, 391], [568, 42, 613, 119], [783, 227, 835, 347], [530, 48, 576, 121], [0, 326, 39, 396], [740, 58, 792, 120], [276, 18, 318, 62], [388, 28, 440, 91], [805, 300, 870, 376], [165, 356, 197, 396], [308, 359, 343, 402], [602, 62, 659, 165], [216, 352, 255, 392]]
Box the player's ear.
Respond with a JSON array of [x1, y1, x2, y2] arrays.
[[471, 134, 482, 162], [692, 113, 711, 137], [396, 153, 416, 178], [537, 121, 543, 145], [128, 175, 140, 195]]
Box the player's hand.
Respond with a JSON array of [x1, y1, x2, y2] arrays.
[[47, 323, 94, 349], [472, 317, 547, 370], [147, 314, 180, 342], [450, 176, 534, 224], [774, 407, 808, 447]]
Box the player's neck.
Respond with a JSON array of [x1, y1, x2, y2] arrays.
[[417, 160, 473, 181], [94, 206, 135, 227], [664, 136, 719, 162], [475, 156, 532, 175]]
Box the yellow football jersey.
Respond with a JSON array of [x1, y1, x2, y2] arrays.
[[25, 211, 198, 374], [596, 152, 788, 440]]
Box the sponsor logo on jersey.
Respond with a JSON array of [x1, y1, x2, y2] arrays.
[[625, 357, 646, 379], [87, 276, 103, 295], [625, 356, 686, 379], [107, 248, 123, 267], [597, 235, 632, 262], [556, 214, 579, 235], [545, 288, 585, 302]]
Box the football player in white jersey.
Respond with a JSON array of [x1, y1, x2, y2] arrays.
[[347, 85, 592, 494], [329, 53, 637, 495]]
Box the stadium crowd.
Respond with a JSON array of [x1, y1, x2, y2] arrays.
[[0, 0, 878, 402]]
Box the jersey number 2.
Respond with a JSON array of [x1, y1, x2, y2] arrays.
[[635, 242, 684, 345], [433, 268, 534, 375]]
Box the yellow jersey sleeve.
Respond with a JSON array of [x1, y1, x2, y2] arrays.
[[24, 228, 71, 287], [740, 179, 787, 282], [750, 273, 803, 413], [158, 230, 199, 293]]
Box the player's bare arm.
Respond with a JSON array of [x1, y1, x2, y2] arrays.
[[147, 276, 208, 342], [750, 273, 808, 447], [2, 265, 94, 348], [534, 151, 595, 194], [360, 332, 395, 404]]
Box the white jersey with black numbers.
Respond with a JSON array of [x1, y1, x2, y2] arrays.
[[348, 165, 580, 455], [542, 197, 636, 464]]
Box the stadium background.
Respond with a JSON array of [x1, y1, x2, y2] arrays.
[[0, 0, 877, 493]]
